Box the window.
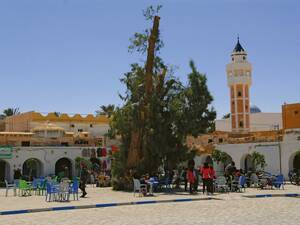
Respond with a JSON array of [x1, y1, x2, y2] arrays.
[[238, 91, 242, 97], [70, 124, 75, 128], [243, 56, 246, 60], [232, 57, 234, 61], [295, 111, 299, 115], [239, 121, 244, 128], [208, 139, 213, 143], [219, 138, 223, 143], [246, 105, 248, 110], [232, 101, 234, 105], [78, 129, 83, 132], [76, 140, 89, 145], [61, 142, 69, 146], [21, 141, 30, 147], [90, 124, 93, 128], [82, 149, 90, 157]]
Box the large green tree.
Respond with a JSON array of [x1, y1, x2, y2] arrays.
[[109, 6, 216, 190]]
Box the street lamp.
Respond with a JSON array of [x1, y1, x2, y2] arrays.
[[274, 124, 282, 174]]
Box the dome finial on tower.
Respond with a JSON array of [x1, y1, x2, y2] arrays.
[[233, 35, 245, 52]]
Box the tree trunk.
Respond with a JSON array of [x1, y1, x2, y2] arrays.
[[145, 16, 160, 103], [127, 16, 160, 169]]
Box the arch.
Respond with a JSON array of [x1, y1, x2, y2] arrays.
[[55, 157, 72, 178], [289, 151, 300, 172], [219, 154, 233, 171], [22, 158, 44, 180], [0, 159, 10, 182], [240, 154, 254, 172]]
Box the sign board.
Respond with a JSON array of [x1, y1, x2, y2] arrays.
[[0, 146, 12, 159]]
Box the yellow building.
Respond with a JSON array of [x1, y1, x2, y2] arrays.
[[5, 111, 109, 136], [282, 103, 300, 130], [1, 112, 111, 147]]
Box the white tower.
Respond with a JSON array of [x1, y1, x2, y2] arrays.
[[226, 38, 252, 133]]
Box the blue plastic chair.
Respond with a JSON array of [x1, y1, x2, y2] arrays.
[[273, 174, 284, 190], [32, 178, 40, 194], [37, 179, 46, 195], [45, 183, 58, 202], [69, 179, 79, 200], [238, 176, 246, 192], [149, 177, 159, 192]]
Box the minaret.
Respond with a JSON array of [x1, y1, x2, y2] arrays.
[[226, 37, 252, 133]]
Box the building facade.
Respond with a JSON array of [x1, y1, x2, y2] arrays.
[[0, 112, 119, 182]]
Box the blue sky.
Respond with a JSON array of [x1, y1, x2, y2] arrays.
[[0, 0, 299, 118]]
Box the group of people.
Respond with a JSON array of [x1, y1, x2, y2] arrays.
[[184, 161, 216, 195]]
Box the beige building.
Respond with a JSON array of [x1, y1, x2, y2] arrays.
[[1, 112, 111, 147], [5, 112, 109, 137], [0, 112, 119, 182]]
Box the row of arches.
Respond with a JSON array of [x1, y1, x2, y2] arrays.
[[0, 157, 73, 182], [197, 152, 300, 173]]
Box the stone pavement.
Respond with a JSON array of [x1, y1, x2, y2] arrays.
[[0, 184, 300, 224]]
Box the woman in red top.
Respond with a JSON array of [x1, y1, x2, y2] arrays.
[[187, 169, 195, 194], [201, 162, 211, 194]]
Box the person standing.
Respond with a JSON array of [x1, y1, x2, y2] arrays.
[[201, 163, 211, 195], [208, 165, 216, 194], [79, 163, 89, 198], [181, 168, 188, 191], [187, 168, 195, 194]]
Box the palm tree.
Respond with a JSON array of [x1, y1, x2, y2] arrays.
[[95, 104, 115, 118], [0, 107, 20, 119]]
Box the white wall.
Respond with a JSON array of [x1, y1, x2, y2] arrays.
[[214, 134, 300, 178], [216, 113, 282, 132], [3, 147, 84, 182]]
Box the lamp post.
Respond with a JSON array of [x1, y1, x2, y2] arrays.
[[274, 124, 282, 174]]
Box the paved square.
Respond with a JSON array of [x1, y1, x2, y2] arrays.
[[1, 185, 300, 224]]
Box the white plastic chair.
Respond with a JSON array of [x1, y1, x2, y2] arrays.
[[5, 180, 16, 197], [250, 173, 259, 187], [215, 176, 230, 193], [58, 181, 70, 201], [133, 179, 147, 197]]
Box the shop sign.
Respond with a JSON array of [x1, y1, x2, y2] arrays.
[[0, 146, 12, 159]]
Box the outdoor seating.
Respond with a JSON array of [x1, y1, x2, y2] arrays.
[[133, 178, 147, 197], [45, 182, 59, 202], [250, 173, 259, 187], [19, 180, 32, 196], [159, 177, 172, 192], [57, 181, 70, 201], [237, 176, 246, 192], [69, 179, 79, 200], [5, 180, 16, 197], [215, 176, 230, 193], [272, 174, 284, 190], [147, 177, 159, 195], [38, 179, 47, 195]]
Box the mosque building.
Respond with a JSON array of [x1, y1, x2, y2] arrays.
[[188, 38, 300, 178]]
